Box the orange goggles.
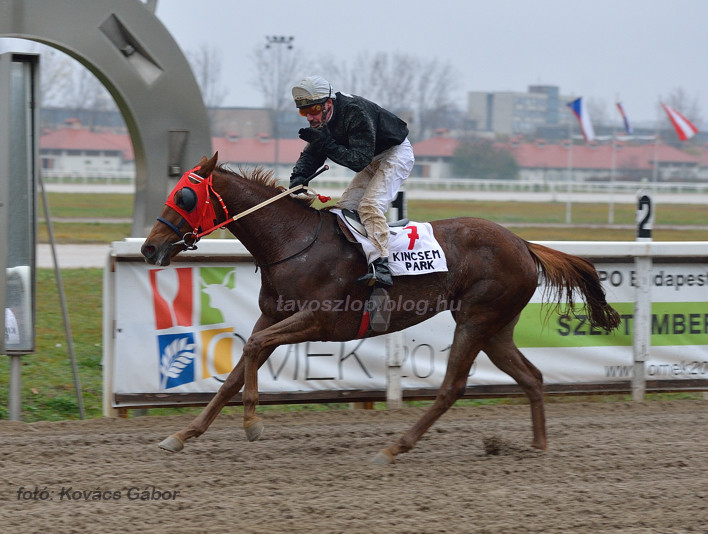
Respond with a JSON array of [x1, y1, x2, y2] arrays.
[[298, 103, 323, 116]]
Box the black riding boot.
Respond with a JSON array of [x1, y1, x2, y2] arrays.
[[356, 257, 393, 287]]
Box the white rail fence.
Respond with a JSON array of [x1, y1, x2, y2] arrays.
[[41, 169, 708, 197]]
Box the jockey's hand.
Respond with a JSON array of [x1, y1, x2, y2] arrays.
[[289, 174, 309, 189], [298, 127, 332, 150]]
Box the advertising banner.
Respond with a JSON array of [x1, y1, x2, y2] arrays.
[[108, 258, 708, 404]]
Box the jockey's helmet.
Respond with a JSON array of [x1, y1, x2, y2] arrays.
[[292, 75, 334, 108]]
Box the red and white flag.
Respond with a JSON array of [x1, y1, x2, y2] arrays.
[[661, 103, 699, 141]]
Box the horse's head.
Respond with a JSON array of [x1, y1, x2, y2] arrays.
[[141, 152, 219, 266]]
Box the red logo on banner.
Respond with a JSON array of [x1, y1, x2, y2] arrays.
[[149, 268, 193, 329]]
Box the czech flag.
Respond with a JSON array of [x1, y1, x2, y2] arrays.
[[616, 102, 633, 134], [567, 97, 595, 142], [661, 103, 698, 141]]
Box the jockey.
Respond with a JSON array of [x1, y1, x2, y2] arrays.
[[289, 75, 414, 288]]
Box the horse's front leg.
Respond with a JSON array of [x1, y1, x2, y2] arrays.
[[240, 309, 325, 442], [159, 315, 276, 452]]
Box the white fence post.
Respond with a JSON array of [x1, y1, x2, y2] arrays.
[[632, 190, 654, 402], [386, 331, 405, 409]]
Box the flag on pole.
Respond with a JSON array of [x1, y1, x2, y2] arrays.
[[661, 103, 699, 141], [567, 97, 595, 142], [616, 102, 633, 134]]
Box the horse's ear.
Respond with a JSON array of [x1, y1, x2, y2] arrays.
[[197, 152, 219, 177]]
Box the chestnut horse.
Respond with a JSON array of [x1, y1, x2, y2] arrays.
[[141, 153, 620, 464]]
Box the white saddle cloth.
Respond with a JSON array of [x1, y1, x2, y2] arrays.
[[333, 209, 448, 276]]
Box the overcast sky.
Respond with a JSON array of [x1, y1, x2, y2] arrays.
[[154, 0, 708, 126]]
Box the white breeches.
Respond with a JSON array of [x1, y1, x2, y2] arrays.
[[335, 138, 414, 258]]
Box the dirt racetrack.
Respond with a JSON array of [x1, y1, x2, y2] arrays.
[[2, 399, 707, 533]]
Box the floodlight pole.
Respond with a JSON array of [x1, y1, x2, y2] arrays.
[[265, 36, 294, 176]]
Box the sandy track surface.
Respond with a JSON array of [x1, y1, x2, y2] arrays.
[[2, 400, 707, 533]]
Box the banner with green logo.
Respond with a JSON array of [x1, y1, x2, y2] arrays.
[[107, 260, 708, 405]]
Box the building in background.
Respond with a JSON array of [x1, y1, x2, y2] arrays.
[[39, 118, 134, 178], [467, 85, 573, 137], [412, 132, 703, 182]]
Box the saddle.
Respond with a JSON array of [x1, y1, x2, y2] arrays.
[[337, 208, 409, 243], [333, 207, 448, 277], [333, 208, 448, 336]]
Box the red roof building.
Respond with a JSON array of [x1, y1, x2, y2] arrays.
[[38, 122, 707, 183], [212, 133, 354, 180], [39, 120, 134, 177], [411, 135, 702, 182]]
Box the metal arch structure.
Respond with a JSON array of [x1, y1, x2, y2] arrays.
[[0, 0, 212, 236]]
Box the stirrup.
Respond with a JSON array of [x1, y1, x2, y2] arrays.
[[356, 264, 378, 287], [356, 258, 393, 287]]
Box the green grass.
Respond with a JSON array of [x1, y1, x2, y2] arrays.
[[2, 192, 706, 421], [0, 269, 104, 421], [39, 193, 133, 219], [38, 222, 133, 244], [39, 193, 708, 243], [407, 198, 708, 226]]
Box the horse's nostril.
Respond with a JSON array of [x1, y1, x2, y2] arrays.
[[141, 244, 155, 258]]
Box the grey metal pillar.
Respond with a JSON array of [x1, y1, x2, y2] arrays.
[[0, 53, 39, 420]]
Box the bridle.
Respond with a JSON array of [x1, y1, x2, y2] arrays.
[[157, 165, 330, 253], [156, 168, 227, 250]]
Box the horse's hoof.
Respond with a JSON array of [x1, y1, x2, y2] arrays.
[[371, 449, 395, 465], [244, 419, 264, 442], [158, 435, 184, 453]]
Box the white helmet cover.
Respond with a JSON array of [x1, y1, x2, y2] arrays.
[[292, 75, 334, 108]]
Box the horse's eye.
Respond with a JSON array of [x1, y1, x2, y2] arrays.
[[175, 187, 198, 212]]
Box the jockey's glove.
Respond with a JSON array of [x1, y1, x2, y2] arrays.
[[289, 174, 309, 189], [298, 126, 336, 152]]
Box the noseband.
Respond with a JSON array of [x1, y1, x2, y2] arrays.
[[157, 215, 194, 247]]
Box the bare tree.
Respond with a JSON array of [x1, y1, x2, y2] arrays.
[[315, 53, 360, 95], [37, 48, 75, 108], [587, 97, 609, 130], [186, 43, 227, 109], [251, 36, 303, 170], [252, 36, 301, 114], [316, 51, 460, 140], [320, 51, 418, 112], [415, 58, 460, 139], [62, 64, 111, 111]]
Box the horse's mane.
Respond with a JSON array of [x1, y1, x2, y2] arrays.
[[216, 164, 316, 207]]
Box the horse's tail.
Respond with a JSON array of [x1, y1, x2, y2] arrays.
[[525, 241, 621, 332]]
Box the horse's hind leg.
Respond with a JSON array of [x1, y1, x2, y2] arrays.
[[483, 315, 547, 450], [373, 322, 484, 465]]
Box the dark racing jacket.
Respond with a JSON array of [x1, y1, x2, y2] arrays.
[[291, 92, 409, 180]]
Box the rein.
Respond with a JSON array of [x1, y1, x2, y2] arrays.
[[167, 166, 331, 259]]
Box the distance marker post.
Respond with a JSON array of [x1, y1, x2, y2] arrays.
[[633, 190, 654, 402]]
